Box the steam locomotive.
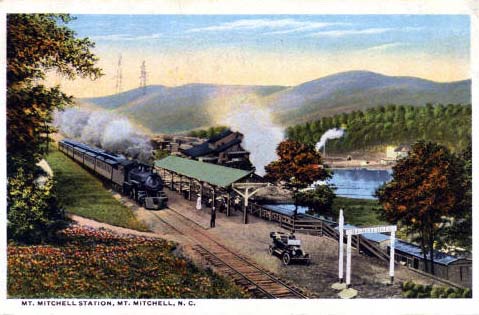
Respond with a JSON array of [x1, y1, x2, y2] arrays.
[[58, 139, 167, 210]]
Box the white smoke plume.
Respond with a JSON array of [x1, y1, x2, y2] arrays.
[[315, 128, 345, 152], [224, 104, 284, 176], [54, 108, 152, 162]]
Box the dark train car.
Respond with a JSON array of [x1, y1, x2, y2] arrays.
[[58, 139, 167, 209]]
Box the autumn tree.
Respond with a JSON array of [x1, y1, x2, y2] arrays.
[[7, 14, 102, 242], [375, 141, 466, 274], [265, 140, 332, 217], [442, 139, 472, 252]]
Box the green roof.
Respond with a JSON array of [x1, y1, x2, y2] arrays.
[[154, 156, 253, 188]]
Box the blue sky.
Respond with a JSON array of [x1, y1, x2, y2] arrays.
[[56, 15, 470, 97]]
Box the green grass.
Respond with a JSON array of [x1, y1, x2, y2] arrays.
[[332, 197, 386, 227], [46, 149, 148, 231]]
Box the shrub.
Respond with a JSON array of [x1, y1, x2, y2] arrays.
[[402, 281, 472, 299], [7, 167, 66, 244], [402, 290, 416, 298], [414, 283, 425, 293], [462, 288, 472, 298], [402, 281, 414, 291], [431, 287, 445, 298]]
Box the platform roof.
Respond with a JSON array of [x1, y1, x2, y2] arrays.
[[154, 155, 253, 188]]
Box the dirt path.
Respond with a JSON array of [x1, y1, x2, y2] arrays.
[[68, 214, 161, 239]]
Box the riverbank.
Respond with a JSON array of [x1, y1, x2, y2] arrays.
[[324, 151, 394, 170]]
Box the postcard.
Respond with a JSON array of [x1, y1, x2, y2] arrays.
[[1, 1, 478, 314]]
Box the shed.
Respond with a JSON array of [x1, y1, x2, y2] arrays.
[[392, 240, 472, 288], [155, 155, 253, 188]]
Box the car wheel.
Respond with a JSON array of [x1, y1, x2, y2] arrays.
[[282, 253, 291, 265], [269, 246, 274, 256]]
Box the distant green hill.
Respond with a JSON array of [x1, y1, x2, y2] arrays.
[[77, 71, 471, 133], [265, 71, 471, 125], [80, 84, 286, 133]]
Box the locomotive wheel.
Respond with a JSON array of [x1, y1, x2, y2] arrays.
[[282, 253, 291, 265], [268, 246, 274, 256]]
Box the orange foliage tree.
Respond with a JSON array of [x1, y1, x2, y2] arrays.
[[265, 140, 331, 216], [376, 141, 466, 274]]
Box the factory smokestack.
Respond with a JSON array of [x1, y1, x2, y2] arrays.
[[315, 128, 345, 156]]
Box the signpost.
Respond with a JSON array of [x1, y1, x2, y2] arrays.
[[337, 216, 397, 288], [338, 209, 344, 283]]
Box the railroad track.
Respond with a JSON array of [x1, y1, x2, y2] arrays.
[[149, 209, 309, 299]]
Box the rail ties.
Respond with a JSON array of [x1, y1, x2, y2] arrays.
[[150, 210, 308, 299]]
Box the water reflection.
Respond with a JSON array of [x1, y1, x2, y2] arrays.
[[327, 168, 392, 199]]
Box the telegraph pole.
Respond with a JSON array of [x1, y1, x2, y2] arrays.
[[115, 54, 123, 94], [140, 60, 147, 94]]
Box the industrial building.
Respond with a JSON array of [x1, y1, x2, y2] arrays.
[[181, 129, 253, 170]]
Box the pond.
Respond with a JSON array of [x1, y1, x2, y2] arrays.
[[327, 168, 392, 199]]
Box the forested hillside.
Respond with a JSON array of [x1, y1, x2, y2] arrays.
[[286, 104, 471, 153]]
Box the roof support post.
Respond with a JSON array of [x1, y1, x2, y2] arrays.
[[226, 191, 231, 217], [212, 187, 216, 210], [188, 178, 192, 201], [179, 175, 183, 194], [232, 183, 269, 224], [170, 171, 174, 190]]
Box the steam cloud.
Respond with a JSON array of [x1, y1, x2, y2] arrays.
[[54, 108, 152, 162], [315, 128, 345, 151], [224, 104, 284, 176]]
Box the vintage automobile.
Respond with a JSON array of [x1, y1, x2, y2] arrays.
[[269, 232, 311, 265]]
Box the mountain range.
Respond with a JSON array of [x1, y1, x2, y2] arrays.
[[77, 71, 471, 133]]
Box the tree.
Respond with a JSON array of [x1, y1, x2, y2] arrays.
[[7, 14, 102, 242], [442, 140, 472, 252], [376, 141, 466, 274], [295, 184, 336, 217], [7, 14, 102, 174], [265, 140, 332, 217]]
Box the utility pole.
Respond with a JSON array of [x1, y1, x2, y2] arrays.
[[115, 54, 123, 94], [139, 60, 147, 94]]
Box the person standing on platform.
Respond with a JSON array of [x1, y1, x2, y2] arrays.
[[196, 194, 202, 211], [210, 206, 216, 228]]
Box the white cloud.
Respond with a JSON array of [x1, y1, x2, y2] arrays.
[[308, 28, 392, 37], [366, 42, 405, 51], [90, 33, 162, 41], [186, 18, 340, 33], [265, 22, 348, 35]]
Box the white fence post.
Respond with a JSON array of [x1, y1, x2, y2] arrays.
[[338, 209, 344, 283], [390, 230, 396, 283], [346, 233, 352, 288]]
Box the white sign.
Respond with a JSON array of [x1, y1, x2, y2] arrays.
[[338, 222, 397, 287], [345, 225, 397, 235]]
